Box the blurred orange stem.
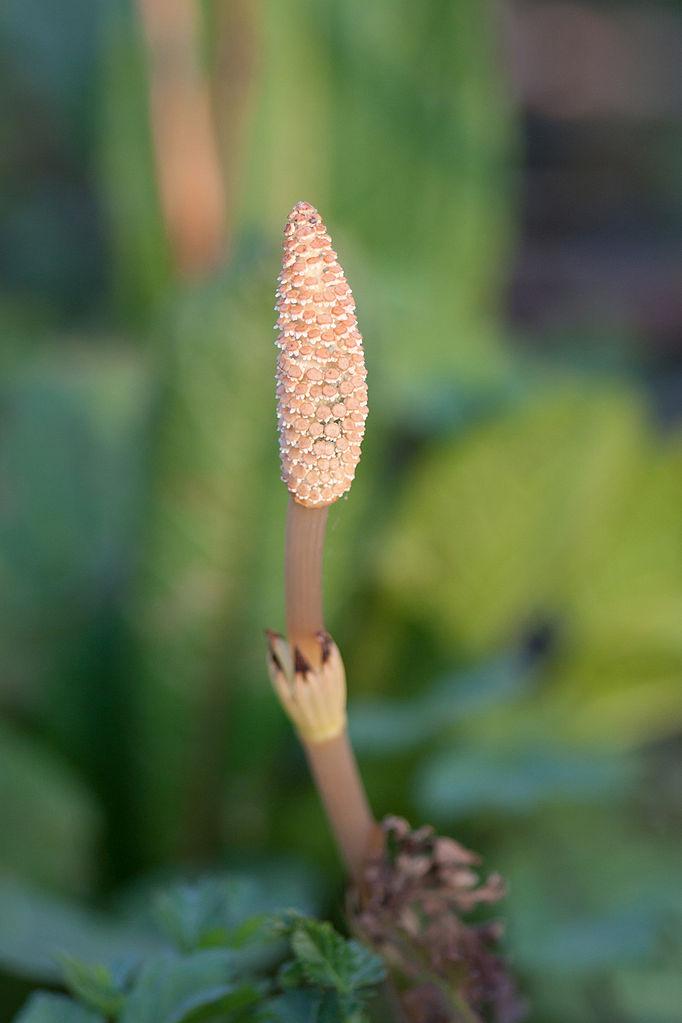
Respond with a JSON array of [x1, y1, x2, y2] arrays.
[[211, 0, 260, 245], [136, 0, 226, 278]]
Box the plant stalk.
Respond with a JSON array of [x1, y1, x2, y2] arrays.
[[284, 495, 375, 880], [304, 731, 375, 880], [285, 498, 328, 667]]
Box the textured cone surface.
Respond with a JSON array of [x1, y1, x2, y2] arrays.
[[275, 202, 368, 507]]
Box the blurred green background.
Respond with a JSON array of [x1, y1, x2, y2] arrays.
[[1, 0, 681, 1020]]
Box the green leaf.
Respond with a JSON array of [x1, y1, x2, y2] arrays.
[[349, 653, 528, 755], [613, 961, 682, 1023], [269, 915, 381, 1022], [0, 722, 101, 894], [264, 989, 323, 1023], [415, 743, 637, 820], [380, 386, 681, 652], [276, 960, 306, 990], [0, 351, 147, 618], [248, 0, 515, 389], [154, 880, 267, 953], [266, 988, 368, 1023], [61, 955, 127, 1016], [13, 993, 104, 1023], [141, 870, 320, 961], [289, 921, 384, 995], [548, 639, 682, 750], [0, 879, 162, 983], [531, 911, 659, 971], [497, 803, 681, 979], [0, 350, 150, 880], [315, 994, 340, 1023], [322, 991, 367, 1023], [128, 276, 290, 864], [379, 384, 682, 752], [119, 950, 242, 1023], [165, 982, 262, 1023], [100, 0, 171, 318]]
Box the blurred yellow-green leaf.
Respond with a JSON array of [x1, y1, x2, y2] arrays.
[[379, 382, 682, 743]]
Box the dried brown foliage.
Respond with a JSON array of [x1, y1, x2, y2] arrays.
[[349, 816, 526, 1023]]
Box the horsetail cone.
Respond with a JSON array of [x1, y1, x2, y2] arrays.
[[268, 203, 376, 879], [276, 201, 368, 508]]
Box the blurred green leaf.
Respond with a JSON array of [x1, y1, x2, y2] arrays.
[[530, 909, 661, 972], [380, 385, 635, 650], [315, 0, 517, 391], [0, 347, 148, 879], [153, 881, 267, 953], [128, 272, 282, 864], [0, 348, 146, 611], [118, 951, 252, 1023], [498, 804, 681, 983], [0, 723, 100, 893], [99, 1, 171, 319], [414, 742, 637, 820], [265, 989, 324, 1023], [61, 957, 126, 1017], [242, 0, 516, 392], [119, 868, 320, 981], [0, 880, 161, 983], [613, 961, 682, 1023], [166, 982, 262, 1023], [549, 642, 682, 748], [13, 993, 103, 1023], [127, 867, 320, 946], [380, 383, 682, 745], [349, 653, 529, 755]]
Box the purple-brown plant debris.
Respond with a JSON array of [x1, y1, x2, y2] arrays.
[[348, 816, 526, 1023]]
